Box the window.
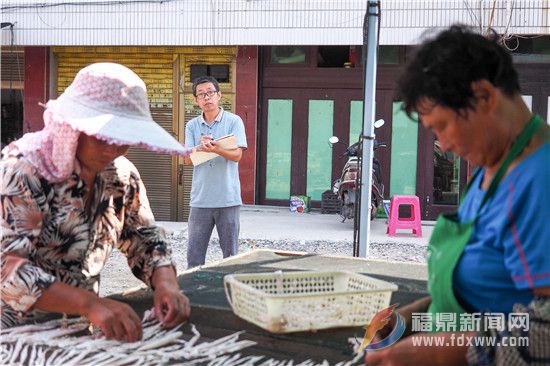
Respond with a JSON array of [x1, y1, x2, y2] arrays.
[[315, 45, 400, 68], [270, 46, 306, 64], [317, 46, 351, 68], [509, 36, 550, 63], [190, 64, 230, 83], [378, 46, 400, 64]]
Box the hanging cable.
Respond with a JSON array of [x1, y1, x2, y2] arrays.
[[1, 1, 179, 12]]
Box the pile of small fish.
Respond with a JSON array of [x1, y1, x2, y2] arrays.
[[1, 308, 366, 365], [0, 309, 256, 366]]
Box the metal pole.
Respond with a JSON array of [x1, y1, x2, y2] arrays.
[[358, 1, 380, 258]]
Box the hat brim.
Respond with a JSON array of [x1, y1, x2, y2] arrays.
[[47, 98, 188, 155]]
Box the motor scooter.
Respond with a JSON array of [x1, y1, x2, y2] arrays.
[[329, 119, 386, 222]]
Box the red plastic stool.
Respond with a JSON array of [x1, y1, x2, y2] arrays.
[[386, 195, 422, 237]]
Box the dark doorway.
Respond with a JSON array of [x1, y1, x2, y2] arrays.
[[416, 128, 468, 220], [1, 89, 24, 148], [1, 47, 24, 149]]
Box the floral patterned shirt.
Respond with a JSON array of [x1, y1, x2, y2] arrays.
[[0, 153, 174, 327]]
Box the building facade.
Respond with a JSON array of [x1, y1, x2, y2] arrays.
[[2, 0, 549, 220]]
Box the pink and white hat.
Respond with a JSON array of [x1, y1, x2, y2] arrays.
[[46, 62, 187, 154]]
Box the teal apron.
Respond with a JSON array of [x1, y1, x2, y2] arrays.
[[427, 114, 544, 330]]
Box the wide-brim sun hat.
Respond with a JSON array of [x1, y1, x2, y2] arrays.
[[46, 62, 187, 154]]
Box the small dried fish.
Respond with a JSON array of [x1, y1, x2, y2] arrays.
[[28, 344, 38, 365], [0, 307, 258, 366], [137, 330, 183, 351], [0, 308, 366, 366], [17, 343, 29, 364], [8, 338, 23, 364]]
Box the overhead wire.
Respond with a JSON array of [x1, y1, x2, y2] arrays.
[[1, 1, 178, 12]]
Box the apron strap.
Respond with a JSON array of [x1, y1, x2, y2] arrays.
[[459, 168, 482, 204], [478, 114, 543, 210]]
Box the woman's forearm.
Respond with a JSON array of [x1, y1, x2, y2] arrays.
[[34, 281, 97, 316], [35, 281, 143, 341], [400, 295, 432, 316], [151, 265, 178, 290], [431, 332, 475, 365], [366, 331, 472, 365], [399, 295, 432, 336]]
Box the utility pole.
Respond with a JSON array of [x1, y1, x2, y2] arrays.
[[357, 1, 380, 258]]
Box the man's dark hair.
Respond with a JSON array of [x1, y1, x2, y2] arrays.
[[396, 25, 520, 119], [192, 76, 220, 96]]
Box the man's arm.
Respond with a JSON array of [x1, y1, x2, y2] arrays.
[[184, 122, 197, 166], [212, 144, 243, 162], [183, 147, 198, 165]]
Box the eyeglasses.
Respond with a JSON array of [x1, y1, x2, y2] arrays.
[[195, 90, 218, 100]]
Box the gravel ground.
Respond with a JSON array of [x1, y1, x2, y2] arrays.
[[99, 231, 427, 297]]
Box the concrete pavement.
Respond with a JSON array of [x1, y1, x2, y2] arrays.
[[155, 204, 431, 289], [158, 204, 434, 248], [101, 205, 431, 296]]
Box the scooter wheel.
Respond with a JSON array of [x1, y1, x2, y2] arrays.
[[370, 194, 378, 220]]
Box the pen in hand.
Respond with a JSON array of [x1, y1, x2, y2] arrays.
[[200, 134, 217, 152], [200, 133, 213, 144]]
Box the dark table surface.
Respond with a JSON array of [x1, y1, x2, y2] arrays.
[[115, 250, 428, 364]]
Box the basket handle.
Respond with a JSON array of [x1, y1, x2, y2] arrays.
[[223, 278, 234, 308]]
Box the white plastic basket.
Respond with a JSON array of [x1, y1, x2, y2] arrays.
[[223, 270, 397, 333]]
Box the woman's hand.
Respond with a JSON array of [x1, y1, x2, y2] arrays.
[[366, 335, 418, 366], [365, 333, 470, 366], [34, 281, 142, 342], [151, 266, 191, 328], [153, 283, 191, 328], [85, 297, 143, 342], [366, 335, 438, 366]]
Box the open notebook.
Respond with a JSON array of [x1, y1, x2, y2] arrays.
[[189, 134, 238, 166]]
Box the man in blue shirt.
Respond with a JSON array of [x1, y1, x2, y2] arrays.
[[184, 76, 247, 268]]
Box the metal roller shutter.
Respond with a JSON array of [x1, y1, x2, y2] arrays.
[[1, 47, 24, 84]]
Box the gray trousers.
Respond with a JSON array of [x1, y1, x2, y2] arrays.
[[187, 206, 240, 268]]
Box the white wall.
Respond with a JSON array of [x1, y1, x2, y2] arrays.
[[522, 95, 533, 111], [1, 0, 549, 46]]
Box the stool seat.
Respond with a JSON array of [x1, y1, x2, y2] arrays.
[[386, 195, 422, 237]]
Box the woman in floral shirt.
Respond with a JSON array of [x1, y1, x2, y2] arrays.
[[1, 63, 193, 342]]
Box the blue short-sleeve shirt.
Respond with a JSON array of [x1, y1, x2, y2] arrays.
[[453, 141, 550, 314], [185, 108, 247, 208]]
